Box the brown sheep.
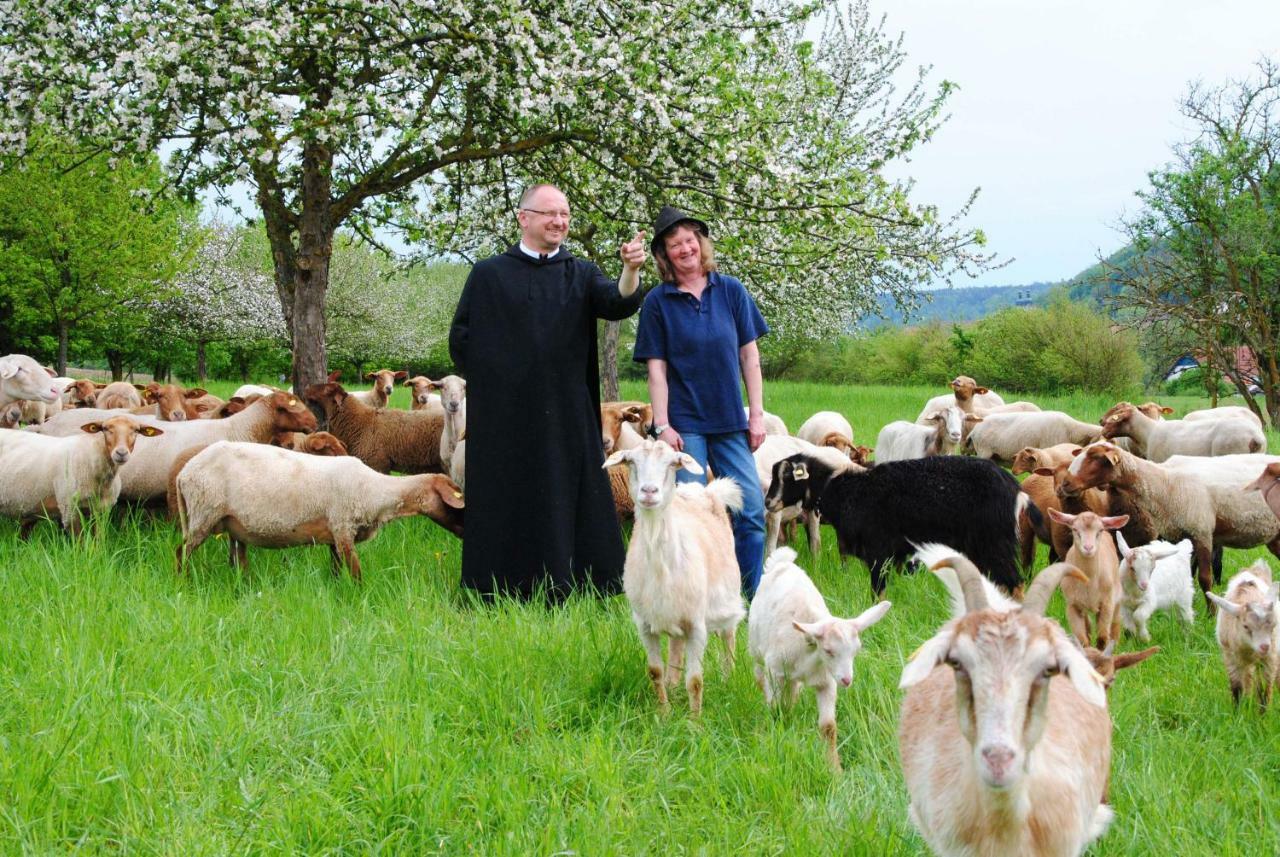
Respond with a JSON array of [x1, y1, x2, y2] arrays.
[[304, 381, 446, 474]]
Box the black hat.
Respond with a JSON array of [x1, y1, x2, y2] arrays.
[[651, 205, 709, 253]]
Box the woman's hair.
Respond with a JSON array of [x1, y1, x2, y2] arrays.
[[653, 228, 717, 282]]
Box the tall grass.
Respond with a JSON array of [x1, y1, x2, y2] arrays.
[[2, 382, 1278, 854]]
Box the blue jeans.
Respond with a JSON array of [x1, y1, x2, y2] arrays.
[[675, 430, 766, 598]]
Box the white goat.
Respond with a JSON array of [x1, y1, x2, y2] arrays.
[[1115, 533, 1194, 641], [876, 405, 968, 462], [1206, 560, 1280, 708], [603, 439, 746, 715], [899, 550, 1112, 857], [748, 546, 890, 769]]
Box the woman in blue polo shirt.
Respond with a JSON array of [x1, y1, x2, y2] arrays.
[[633, 206, 770, 596]]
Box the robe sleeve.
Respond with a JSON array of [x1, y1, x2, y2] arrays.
[[585, 260, 643, 321], [449, 266, 476, 372]]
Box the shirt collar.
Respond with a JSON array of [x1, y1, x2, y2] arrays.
[[661, 271, 718, 296], [519, 241, 561, 260]]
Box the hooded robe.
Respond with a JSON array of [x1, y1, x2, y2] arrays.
[[449, 245, 643, 598]]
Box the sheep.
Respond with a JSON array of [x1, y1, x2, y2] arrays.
[[767, 452, 1026, 596], [63, 378, 101, 408], [743, 406, 788, 436], [898, 551, 1111, 857], [15, 391, 63, 425], [603, 439, 746, 714], [606, 463, 633, 523], [33, 391, 318, 502], [916, 375, 1006, 423], [964, 411, 1103, 464], [1184, 404, 1263, 428], [174, 440, 464, 579], [1060, 441, 1280, 611], [747, 546, 891, 770], [1246, 462, 1280, 523], [0, 354, 64, 408], [304, 381, 446, 474], [134, 382, 212, 421], [96, 381, 144, 410], [1021, 460, 1109, 564], [755, 434, 855, 557], [1100, 402, 1265, 462], [403, 376, 444, 411], [340, 368, 407, 409], [601, 401, 653, 454], [204, 396, 251, 419], [0, 416, 163, 537], [875, 405, 968, 462], [232, 383, 280, 400], [1011, 443, 1081, 476], [423, 374, 467, 467], [973, 401, 1042, 417], [1114, 534, 1194, 640], [796, 410, 859, 459], [1205, 560, 1280, 708], [1046, 509, 1129, 649]]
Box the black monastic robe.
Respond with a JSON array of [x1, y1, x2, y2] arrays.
[[449, 245, 643, 599]]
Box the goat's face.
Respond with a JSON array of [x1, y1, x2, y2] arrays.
[[1047, 509, 1128, 559], [1121, 541, 1181, 592], [603, 439, 702, 511], [794, 601, 891, 688], [925, 405, 965, 445], [82, 416, 163, 465], [765, 456, 812, 513], [901, 610, 1105, 791], [270, 391, 319, 433]]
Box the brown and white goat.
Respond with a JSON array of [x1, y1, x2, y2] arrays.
[[1047, 509, 1129, 649]]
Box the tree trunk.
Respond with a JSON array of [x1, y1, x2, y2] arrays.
[[196, 340, 208, 383], [152, 358, 169, 384], [602, 320, 621, 401], [56, 319, 68, 377], [106, 348, 124, 382]]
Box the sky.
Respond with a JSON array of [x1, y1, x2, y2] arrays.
[[870, 0, 1280, 287]]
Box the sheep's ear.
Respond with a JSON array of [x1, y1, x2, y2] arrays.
[[62, 381, 76, 393], [327, 370, 342, 382], [851, 600, 892, 633], [1114, 646, 1159, 671], [899, 627, 955, 689], [136, 384, 151, 393], [792, 620, 826, 647], [975, 387, 989, 395], [1115, 531, 1132, 559], [79, 422, 104, 434], [1161, 406, 1174, 415], [1206, 591, 1241, 615], [425, 379, 443, 391], [184, 388, 208, 398], [363, 371, 376, 380], [1052, 629, 1106, 708], [602, 449, 629, 469], [1100, 514, 1129, 530], [393, 370, 408, 380], [138, 425, 164, 437], [434, 476, 465, 509], [0, 363, 16, 380], [622, 406, 644, 424], [677, 453, 704, 475], [1071, 446, 1084, 457], [1033, 467, 1054, 477]]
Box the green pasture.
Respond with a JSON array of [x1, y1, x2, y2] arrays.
[[2, 382, 1278, 854]]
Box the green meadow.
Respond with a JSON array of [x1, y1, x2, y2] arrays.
[[2, 381, 1278, 855]]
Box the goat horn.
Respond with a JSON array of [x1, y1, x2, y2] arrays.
[[1023, 562, 1088, 616], [928, 555, 989, 613]]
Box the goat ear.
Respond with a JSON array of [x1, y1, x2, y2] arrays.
[[602, 449, 629, 469], [899, 627, 955, 689], [677, 453, 704, 475], [79, 422, 104, 434], [792, 620, 825, 647], [1114, 646, 1159, 671], [791, 462, 809, 481], [1205, 591, 1240, 615], [1115, 531, 1132, 559], [1046, 508, 1072, 525], [622, 406, 644, 424], [138, 425, 164, 437], [1100, 514, 1129, 530], [1052, 629, 1107, 708], [851, 600, 892, 633]]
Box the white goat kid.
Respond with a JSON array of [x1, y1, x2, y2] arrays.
[[748, 546, 891, 770], [604, 439, 746, 715], [1115, 533, 1194, 641]]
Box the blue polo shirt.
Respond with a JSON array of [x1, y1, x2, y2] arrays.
[[633, 271, 769, 433]]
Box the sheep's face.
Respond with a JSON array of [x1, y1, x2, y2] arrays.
[[303, 383, 347, 420], [67, 379, 97, 407], [1099, 404, 1136, 439], [599, 402, 650, 454], [602, 439, 702, 511], [1011, 448, 1043, 476], [765, 456, 812, 513], [901, 611, 1104, 791], [404, 377, 436, 407], [1245, 463, 1280, 520], [794, 601, 891, 688], [949, 375, 987, 403], [271, 391, 320, 433], [82, 416, 163, 465], [365, 369, 406, 399], [0, 355, 63, 403], [1062, 442, 1122, 496], [409, 474, 465, 537], [1137, 401, 1172, 420], [303, 431, 348, 456], [432, 375, 466, 415]]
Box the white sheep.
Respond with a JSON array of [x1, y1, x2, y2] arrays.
[[426, 374, 466, 468], [0, 415, 163, 537], [744, 406, 788, 436], [796, 410, 856, 459], [1205, 560, 1280, 708], [1184, 404, 1263, 428], [450, 437, 466, 492], [899, 550, 1112, 857], [876, 405, 968, 462], [603, 439, 746, 715], [747, 546, 891, 770], [0, 354, 63, 408], [232, 383, 281, 400], [965, 411, 1103, 464], [174, 440, 464, 578], [1115, 534, 1194, 640], [1101, 402, 1264, 462]]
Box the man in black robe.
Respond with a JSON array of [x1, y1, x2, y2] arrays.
[[449, 184, 646, 599]]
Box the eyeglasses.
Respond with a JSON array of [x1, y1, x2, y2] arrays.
[[521, 207, 572, 220]]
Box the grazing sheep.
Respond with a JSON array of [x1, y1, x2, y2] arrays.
[[96, 381, 145, 410], [916, 375, 1006, 423], [1246, 462, 1280, 523], [898, 551, 1111, 857], [343, 368, 407, 409], [0, 416, 163, 537], [304, 381, 446, 474], [1101, 402, 1264, 462], [748, 546, 891, 770], [797, 411, 858, 459], [767, 453, 1026, 596], [1011, 443, 1081, 476], [1114, 534, 1194, 640], [174, 441, 464, 579], [34, 391, 317, 502], [965, 411, 1103, 464], [603, 440, 746, 715], [876, 405, 968, 462], [0, 354, 64, 408], [403, 376, 444, 411], [1205, 560, 1280, 708], [1047, 509, 1129, 649]]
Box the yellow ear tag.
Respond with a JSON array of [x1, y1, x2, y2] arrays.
[[453, 492, 463, 499], [793, 463, 809, 481], [288, 398, 297, 406]]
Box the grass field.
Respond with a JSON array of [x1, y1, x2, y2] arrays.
[[3, 381, 1279, 854]]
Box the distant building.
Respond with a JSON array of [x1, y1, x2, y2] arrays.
[[1014, 289, 1034, 308], [1164, 347, 1261, 391]]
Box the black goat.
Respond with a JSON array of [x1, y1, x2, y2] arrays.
[[766, 453, 1024, 596]]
